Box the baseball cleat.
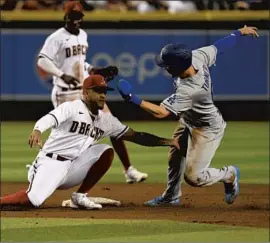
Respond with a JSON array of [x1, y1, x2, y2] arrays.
[[144, 196, 180, 206], [224, 166, 240, 204], [71, 192, 102, 210], [125, 166, 148, 184]]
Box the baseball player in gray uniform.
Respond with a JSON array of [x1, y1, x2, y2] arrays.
[[0, 75, 179, 210], [117, 25, 259, 206]]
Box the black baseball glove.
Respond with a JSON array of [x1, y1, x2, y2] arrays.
[[60, 74, 80, 87], [91, 66, 119, 82]]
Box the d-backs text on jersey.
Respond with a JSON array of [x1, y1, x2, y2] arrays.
[[65, 44, 87, 58], [69, 121, 104, 141]]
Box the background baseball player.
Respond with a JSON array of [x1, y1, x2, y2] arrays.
[[117, 25, 259, 206], [0, 75, 179, 210], [36, 1, 148, 184]]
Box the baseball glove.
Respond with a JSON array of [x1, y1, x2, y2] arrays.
[[91, 66, 118, 82]]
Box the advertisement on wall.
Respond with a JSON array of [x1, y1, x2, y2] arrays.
[[1, 30, 269, 101]]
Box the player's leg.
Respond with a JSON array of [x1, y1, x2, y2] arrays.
[[58, 144, 114, 209], [162, 124, 189, 200], [103, 103, 148, 183], [51, 85, 59, 108], [51, 85, 82, 108], [0, 153, 71, 208], [144, 123, 189, 206], [0, 190, 32, 207], [184, 124, 240, 204]]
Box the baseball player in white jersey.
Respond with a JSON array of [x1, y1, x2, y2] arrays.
[[0, 75, 179, 210], [37, 1, 148, 184], [117, 26, 259, 206]]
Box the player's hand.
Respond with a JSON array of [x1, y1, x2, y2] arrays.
[[117, 79, 132, 101], [117, 79, 142, 106], [171, 138, 180, 150], [28, 130, 43, 149], [60, 74, 80, 87], [91, 66, 119, 82], [238, 25, 259, 38]]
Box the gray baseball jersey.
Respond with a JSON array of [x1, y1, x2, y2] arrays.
[[162, 45, 224, 128]]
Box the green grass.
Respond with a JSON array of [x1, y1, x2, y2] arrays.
[[1, 121, 269, 242], [1, 121, 269, 184], [1, 218, 269, 242]]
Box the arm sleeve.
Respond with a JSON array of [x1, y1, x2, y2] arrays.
[[39, 34, 60, 62], [48, 102, 75, 127], [161, 91, 192, 116], [213, 30, 242, 55], [33, 114, 57, 133], [103, 114, 129, 139], [194, 45, 217, 67], [37, 57, 64, 78]]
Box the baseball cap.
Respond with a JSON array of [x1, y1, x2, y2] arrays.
[[83, 75, 114, 92], [64, 1, 84, 19]]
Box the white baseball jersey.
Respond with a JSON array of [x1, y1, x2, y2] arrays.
[[34, 100, 129, 160], [39, 28, 90, 88], [162, 45, 224, 129]]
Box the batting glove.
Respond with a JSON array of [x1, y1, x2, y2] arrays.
[[117, 79, 142, 106]]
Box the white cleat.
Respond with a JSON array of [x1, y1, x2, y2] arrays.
[[71, 192, 102, 210], [125, 166, 148, 184]]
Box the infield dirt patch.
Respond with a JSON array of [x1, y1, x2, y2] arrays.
[[1, 183, 269, 228]]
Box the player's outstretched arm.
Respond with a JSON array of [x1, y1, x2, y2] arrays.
[[121, 128, 179, 149], [140, 100, 170, 119], [117, 79, 171, 119], [213, 25, 259, 55]]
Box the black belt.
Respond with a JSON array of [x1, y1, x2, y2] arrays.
[[46, 153, 69, 161], [57, 86, 82, 92]]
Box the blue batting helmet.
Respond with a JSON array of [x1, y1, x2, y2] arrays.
[[155, 43, 192, 73]]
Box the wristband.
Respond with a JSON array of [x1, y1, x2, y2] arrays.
[[130, 94, 142, 106]]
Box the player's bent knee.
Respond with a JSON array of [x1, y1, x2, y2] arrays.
[[184, 173, 201, 187], [27, 192, 45, 207]]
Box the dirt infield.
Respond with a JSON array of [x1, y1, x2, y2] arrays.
[[1, 182, 269, 228]]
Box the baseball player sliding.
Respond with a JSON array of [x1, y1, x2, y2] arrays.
[[37, 1, 148, 184], [117, 26, 259, 206], [0, 75, 179, 210]]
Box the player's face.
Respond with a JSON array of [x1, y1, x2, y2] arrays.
[[86, 88, 107, 109], [165, 66, 179, 78], [73, 19, 83, 29]]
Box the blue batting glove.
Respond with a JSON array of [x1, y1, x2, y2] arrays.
[[117, 79, 142, 106]]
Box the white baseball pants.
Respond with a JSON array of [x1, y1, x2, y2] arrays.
[[27, 144, 111, 207], [184, 121, 232, 186], [51, 85, 82, 108]]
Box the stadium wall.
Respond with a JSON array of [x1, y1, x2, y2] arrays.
[[1, 14, 269, 121]]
